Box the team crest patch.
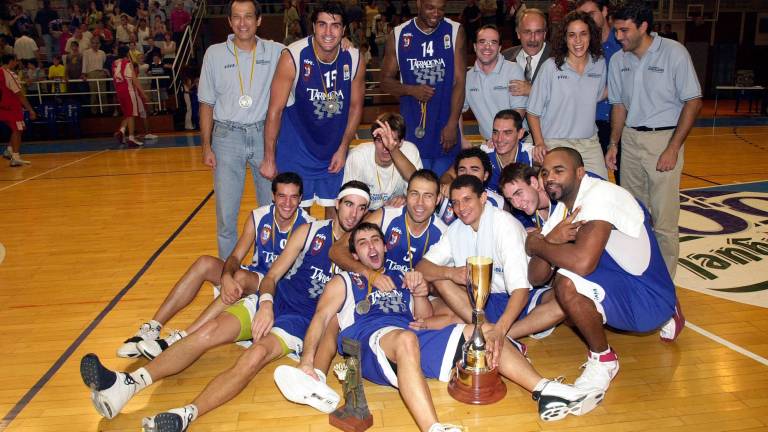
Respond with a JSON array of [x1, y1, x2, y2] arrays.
[[402, 33, 412, 49], [260, 225, 272, 245], [387, 227, 401, 251], [351, 273, 365, 289], [343, 64, 350, 80], [311, 233, 326, 255], [443, 34, 451, 49], [303, 59, 313, 81]]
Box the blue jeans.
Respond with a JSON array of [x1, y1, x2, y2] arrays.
[[212, 120, 272, 259]]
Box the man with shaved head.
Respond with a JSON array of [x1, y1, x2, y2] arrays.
[[524, 147, 683, 399]]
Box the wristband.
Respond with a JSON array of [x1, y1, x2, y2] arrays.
[[258, 293, 274, 305]]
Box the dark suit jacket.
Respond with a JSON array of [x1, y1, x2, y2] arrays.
[[501, 43, 552, 83]]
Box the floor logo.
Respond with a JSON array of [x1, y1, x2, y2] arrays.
[[676, 181, 768, 308]]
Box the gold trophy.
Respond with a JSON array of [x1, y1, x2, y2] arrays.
[[447, 256, 507, 404]]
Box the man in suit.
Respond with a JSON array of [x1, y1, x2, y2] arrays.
[[501, 8, 550, 97]]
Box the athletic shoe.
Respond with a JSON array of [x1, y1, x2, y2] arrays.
[[142, 406, 195, 432], [9, 158, 31, 167], [126, 138, 144, 147], [574, 349, 619, 393], [117, 321, 162, 358], [144, 133, 158, 140], [114, 129, 125, 144], [273, 365, 340, 413], [2, 147, 11, 159], [428, 423, 466, 432], [80, 354, 138, 419], [137, 330, 187, 360], [660, 299, 685, 342], [533, 378, 605, 421]]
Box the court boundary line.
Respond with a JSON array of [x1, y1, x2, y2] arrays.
[[686, 321, 768, 367], [0, 150, 108, 193], [0, 190, 215, 431]]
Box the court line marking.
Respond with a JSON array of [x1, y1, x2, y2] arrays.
[[686, 321, 768, 367], [0, 150, 108, 193], [0, 190, 214, 431]]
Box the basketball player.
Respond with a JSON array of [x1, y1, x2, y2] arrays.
[[113, 45, 148, 147], [380, 0, 467, 175], [262, 1, 365, 218], [436, 147, 504, 225], [79, 182, 371, 431], [0, 54, 37, 167]]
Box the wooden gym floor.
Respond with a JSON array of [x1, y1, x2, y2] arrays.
[[0, 125, 767, 431]]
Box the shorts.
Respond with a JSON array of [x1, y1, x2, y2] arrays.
[[421, 153, 457, 178], [485, 289, 555, 338], [300, 174, 344, 208], [223, 294, 308, 355], [1, 119, 25, 132], [117, 89, 140, 117], [359, 323, 465, 387]]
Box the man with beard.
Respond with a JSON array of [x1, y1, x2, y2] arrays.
[[283, 223, 605, 429], [525, 147, 683, 398], [380, 0, 467, 175], [79, 182, 371, 432], [499, 162, 555, 230], [262, 1, 365, 219]]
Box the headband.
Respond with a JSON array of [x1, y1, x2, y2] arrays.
[[337, 188, 371, 203]]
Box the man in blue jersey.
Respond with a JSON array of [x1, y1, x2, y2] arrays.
[[500, 162, 556, 230], [380, 0, 467, 175], [280, 223, 605, 429], [116, 172, 312, 360], [526, 148, 683, 397], [79, 182, 371, 432], [262, 1, 366, 218], [436, 147, 505, 225]]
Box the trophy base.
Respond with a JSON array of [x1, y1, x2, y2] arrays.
[[329, 406, 373, 432], [447, 361, 507, 405]]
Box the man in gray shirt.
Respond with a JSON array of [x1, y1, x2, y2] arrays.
[[197, 0, 285, 259], [606, 1, 702, 277], [463, 24, 527, 141]]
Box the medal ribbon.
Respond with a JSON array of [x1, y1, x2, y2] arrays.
[[233, 44, 256, 102], [311, 36, 339, 102], [495, 143, 519, 171], [405, 216, 430, 271], [271, 207, 299, 250], [418, 101, 427, 133]]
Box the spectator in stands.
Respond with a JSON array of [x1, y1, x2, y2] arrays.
[[88, 1, 104, 27], [116, 14, 135, 45], [152, 15, 168, 42], [65, 25, 85, 54], [10, 5, 33, 38], [148, 52, 170, 113], [63, 40, 84, 93], [35, 1, 59, 62], [93, 21, 115, 52], [23, 59, 45, 96], [105, 0, 117, 16], [14, 31, 39, 64], [460, 0, 482, 46], [68, 3, 85, 29], [479, 0, 497, 26], [136, 18, 151, 51], [660, 23, 678, 41], [161, 31, 176, 63], [128, 35, 143, 64], [283, 0, 300, 43], [49, 18, 64, 58], [119, 0, 139, 18], [149, 2, 167, 28], [81, 36, 109, 114], [48, 54, 67, 93], [109, 6, 123, 30], [283, 21, 302, 45], [0, 36, 13, 56], [548, 0, 565, 40], [182, 75, 195, 130], [170, 1, 191, 44], [137, 1, 150, 22], [79, 22, 95, 50], [364, 0, 380, 57]]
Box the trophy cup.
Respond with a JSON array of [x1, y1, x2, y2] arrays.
[[447, 256, 507, 404], [329, 338, 373, 432]]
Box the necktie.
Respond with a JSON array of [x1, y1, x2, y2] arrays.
[[524, 55, 532, 81]]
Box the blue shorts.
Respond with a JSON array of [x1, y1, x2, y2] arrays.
[[347, 320, 465, 388], [300, 173, 344, 208], [421, 153, 458, 178], [485, 288, 551, 323]]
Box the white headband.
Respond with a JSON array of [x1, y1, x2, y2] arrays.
[[337, 188, 371, 204]]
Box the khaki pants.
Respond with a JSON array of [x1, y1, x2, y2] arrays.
[[86, 70, 109, 113], [545, 135, 609, 180], [620, 127, 682, 278]]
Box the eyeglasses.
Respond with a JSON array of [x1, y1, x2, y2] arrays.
[[520, 29, 546, 37], [476, 40, 499, 47]]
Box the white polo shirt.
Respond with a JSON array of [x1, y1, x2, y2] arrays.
[[424, 202, 531, 294], [464, 55, 528, 140], [608, 34, 702, 128], [527, 56, 606, 139]]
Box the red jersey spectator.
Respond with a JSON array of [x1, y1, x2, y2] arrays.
[[170, 1, 191, 44]]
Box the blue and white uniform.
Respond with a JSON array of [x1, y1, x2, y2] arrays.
[[394, 18, 461, 174], [380, 206, 447, 273], [336, 270, 465, 387], [541, 175, 676, 332], [436, 187, 504, 226], [277, 37, 360, 207], [482, 141, 534, 192], [245, 204, 314, 277]]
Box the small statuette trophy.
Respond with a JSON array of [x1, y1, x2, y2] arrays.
[[447, 256, 507, 404], [329, 338, 373, 432]]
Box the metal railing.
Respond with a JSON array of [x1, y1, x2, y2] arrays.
[[20, 76, 172, 113], [171, 0, 208, 101]]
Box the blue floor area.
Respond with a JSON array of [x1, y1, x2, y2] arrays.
[[17, 116, 768, 155]]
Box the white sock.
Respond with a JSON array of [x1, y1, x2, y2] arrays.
[[592, 346, 612, 356], [128, 135, 135, 140], [11, 152, 20, 159], [129, 367, 153, 392], [170, 404, 198, 423], [149, 319, 162, 330]]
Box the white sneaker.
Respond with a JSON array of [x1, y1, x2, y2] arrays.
[[274, 365, 340, 413], [142, 406, 196, 432], [117, 321, 162, 358], [574, 349, 619, 393], [144, 133, 158, 140], [80, 354, 138, 419], [428, 423, 466, 432], [2, 147, 11, 159], [137, 329, 186, 360], [9, 157, 31, 167], [660, 299, 685, 342], [533, 378, 605, 421]]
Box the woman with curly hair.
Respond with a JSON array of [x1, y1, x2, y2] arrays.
[[526, 10, 608, 178]]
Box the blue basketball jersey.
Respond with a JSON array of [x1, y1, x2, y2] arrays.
[[380, 206, 447, 273], [274, 220, 338, 316], [483, 142, 534, 192], [248, 205, 313, 275], [394, 18, 460, 159], [277, 37, 360, 179], [436, 187, 504, 225]]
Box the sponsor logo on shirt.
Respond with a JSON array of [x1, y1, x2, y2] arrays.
[[303, 60, 313, 81], [388, 227, 401, 251], [260, 225, 272, 245], [647, 66, 665, 73], [469, 87, 479, 92], [556, 74, 569, 80], [493, 85, 507, 90], [307, 88, 345, 101], [621, 67, 631, 72], [407, 58, 446, 70], [443, 34, 451, 49], [311, 232, 326, 255], [224, 64, 236, 69], [343, 64, 350, 80], [587, 73, 602, 78], [402, 33, 412, 48]]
